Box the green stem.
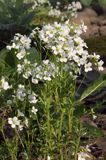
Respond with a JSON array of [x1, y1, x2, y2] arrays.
[[1, 128, 17, 160], [74, 123, 81, 160], [58, 109, 64, 140], [60, 149, 64, 160], [15, 129, 29, 160], [68, 102, 74, 133]]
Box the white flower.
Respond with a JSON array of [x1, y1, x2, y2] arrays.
[[32, 0, 48, 9], [8, 117, 20, 128], [25, 118, 28, 127], [84, 62, 92, 72], [93, 115, 97, 120], [17, 59, 31, 79], [7, 34, 31, 60], [31, 60, 58, 83], [28, 91, 38, 104], [7, 100, 12, 105], [16, 49, 26, 60], [18, 124, 23, 131], [0, 76, 11, 91], [32, 1, 38, 9], [60, 57, 67, 62], [81, 22, 87, 33], [47, 155, 51, 160], [8, 115, 28, 130], [6, 45, 12, 50], [43, 60, 49, 65], [17, 64, 24, 73], [78, 152, 91, 160], [16, 84, 26, 101], [75, 1, 82, 9], [48, 7, 61, 18], [98, 60, 104, 71], [17, 110, 25, 117], [31, 106, 38, 115], [92, 52, 100, 60], [32, 77, 38, 84]]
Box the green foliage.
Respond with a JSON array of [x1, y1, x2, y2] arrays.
[[0, 0, 36, 50], [0, 0, 35, 29], [83, 123, 104, 137], [0, 142, 10, 160]]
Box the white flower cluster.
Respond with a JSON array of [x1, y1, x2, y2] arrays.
[[8, 106, 38, 130], [63, 1, 82, 12], [31, 60, 59, 84], [48, 4, 61, 18], [32, 0, 49, 10], [28, 90, 38, 104], [63, 62, 80, 79], [7, 33, 31, 60], [6, 33, 59, 83], [0, 76, 11, 91], [16, 84, 38, 104], [16, 84, 26, 101], [17, 58, 59, 83], [48, 1, 82, 19], [17, 59, 32, 79], [8, 117, 22, 129], [34, 21, 103, 73], [6, 21, 103, 83], [8, 110, 28, 131]]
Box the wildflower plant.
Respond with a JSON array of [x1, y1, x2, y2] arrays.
[[0, 19, 105, 160]]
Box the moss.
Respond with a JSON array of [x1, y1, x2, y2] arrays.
[[85, 36, 106, 56]]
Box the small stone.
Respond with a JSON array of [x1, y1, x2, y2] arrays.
[[83, 8, 97, 17], [100, 26, 106, 36], [85, 25, 100, 38], [72, 12, 91, 25], [74, 16, 91, 25], [90, 17, 99, 25], [99, 19, 106, 26]]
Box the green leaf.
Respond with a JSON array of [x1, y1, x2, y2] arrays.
[[74, 105, 85, 117], [16, 0, 24, 7], [83, 122, 104, 137], [20, 12, 35, 25], [0, 0, 35, 27], [80, 0, 92, 6], [79, 78, 106, 102], [27, 47, 40, 63]]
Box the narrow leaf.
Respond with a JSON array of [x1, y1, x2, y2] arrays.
[[83, 122, 104, 137], [79, 78, 106, 102]]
